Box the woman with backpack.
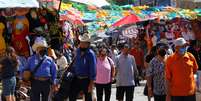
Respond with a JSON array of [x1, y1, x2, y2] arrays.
[[95, 47, 115, 101]]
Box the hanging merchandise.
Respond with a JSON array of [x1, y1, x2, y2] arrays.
[[12, 8, 30, 57], [122, 25, 139, 38], [0, 23, 6, 56], [1, 8, 15, 44]]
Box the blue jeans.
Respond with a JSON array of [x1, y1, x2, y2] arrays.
[[2, 76, 16, 96]]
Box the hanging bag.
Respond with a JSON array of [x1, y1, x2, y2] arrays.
[[53, 57, 76, 101], [23, 58, 45, 81]]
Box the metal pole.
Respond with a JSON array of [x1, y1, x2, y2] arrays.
[[57, 0, 62, 21], [154, 0, 157, 6]]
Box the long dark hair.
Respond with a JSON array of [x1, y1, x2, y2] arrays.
[[5, 46, 18, 69]]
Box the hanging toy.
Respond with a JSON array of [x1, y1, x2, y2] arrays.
[[12, 8, 30, 57]]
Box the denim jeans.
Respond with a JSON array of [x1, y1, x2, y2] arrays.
[[2, 76, 16, 96]]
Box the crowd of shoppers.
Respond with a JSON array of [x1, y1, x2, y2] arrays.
[[0, 31, 200, 101]]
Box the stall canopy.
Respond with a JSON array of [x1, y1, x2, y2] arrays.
[[0, 0, 39, 8], [69, 0, 110, 7]]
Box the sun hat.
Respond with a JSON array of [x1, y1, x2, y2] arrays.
[[174, 38, 187, 47], [32, 37, 48, 52], [78, 33, 91, 42]]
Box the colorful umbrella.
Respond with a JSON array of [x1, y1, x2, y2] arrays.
[[112, 14, 141, 27], [60, 14, 84, 25], [69, 0, 110, 7]]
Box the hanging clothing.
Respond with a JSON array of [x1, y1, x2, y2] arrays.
[[12, 16, 30, 57]]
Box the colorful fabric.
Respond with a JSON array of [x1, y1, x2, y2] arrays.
[[146, 57, 166, 95]]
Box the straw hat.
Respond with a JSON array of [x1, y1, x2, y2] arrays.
[[78, 33, 91, 42], [32, 37, 48, 52]]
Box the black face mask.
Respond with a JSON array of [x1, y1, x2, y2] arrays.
[[80, 48, 88, 52], [158, 49, 166, 57], [39, 49, 47, 57]]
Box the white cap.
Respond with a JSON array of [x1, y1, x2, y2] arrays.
[[174, 38, 187, 47]]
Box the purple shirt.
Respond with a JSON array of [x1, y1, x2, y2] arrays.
[[95, 57, 114, 84]]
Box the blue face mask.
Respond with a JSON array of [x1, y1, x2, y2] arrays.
[[179, 47, 187, 55]]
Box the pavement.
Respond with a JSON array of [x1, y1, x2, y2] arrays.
[[78, 81, 149, 101], [0, 81, 200, 101], [110, 81, 148, 101]]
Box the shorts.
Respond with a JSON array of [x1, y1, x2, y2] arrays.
[[2, 76, 16, 96], [116, 86, 135, 101]]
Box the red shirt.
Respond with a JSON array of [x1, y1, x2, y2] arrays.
[[130, 48, 144, 68]]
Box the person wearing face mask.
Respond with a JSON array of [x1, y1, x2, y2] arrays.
[[23, 37, 57, 101], [95, 47, 115, 101], [69, 33, 96, 101], [146, 43, 168, 101], [166, 38, 198, 101], [115, 44, 138, 101]]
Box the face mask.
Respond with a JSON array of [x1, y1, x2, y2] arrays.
[[80, 48, 87, 52], [158, 49, 166, 57], [100, 51, 107, 57], [179, 47, 187, 55], [39, 49, 47, 57]]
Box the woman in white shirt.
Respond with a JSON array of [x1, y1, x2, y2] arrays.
[[55, 51, 68, 78]]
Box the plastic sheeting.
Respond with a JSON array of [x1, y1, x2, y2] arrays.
[[0, 0, 39, 8]]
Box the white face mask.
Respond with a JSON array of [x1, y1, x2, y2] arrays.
[[31, 11, 37, 19]]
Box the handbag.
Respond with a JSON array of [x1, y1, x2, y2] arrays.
[[23, 58, 45, 81], [53, 57, 75, 101], [143, 81, 154, 96]]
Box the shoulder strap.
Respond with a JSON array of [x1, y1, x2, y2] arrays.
[[107, 57, 112, 68], [32, 58, 45, 75], [107, 57, 113, 81]]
